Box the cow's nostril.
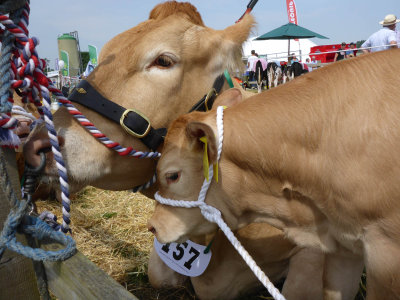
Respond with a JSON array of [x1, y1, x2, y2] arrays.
[[148, 226, 156, 235], [24, 138, 53, 168]]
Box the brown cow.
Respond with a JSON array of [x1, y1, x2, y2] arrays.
[[24, 2, 252, 194], [23, 2, 339, 299], [148, 49, 400, 300]]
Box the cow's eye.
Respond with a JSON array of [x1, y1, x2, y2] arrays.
[[153, 55, 175, 68], [166, 171, 180, 184]]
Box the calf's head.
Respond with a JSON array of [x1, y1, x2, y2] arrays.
[[23, 2, 254, 193], [148, 88, 243, 243]]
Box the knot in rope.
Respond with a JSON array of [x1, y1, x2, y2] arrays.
[[0, 196, 76, 261], [39, 211, 62, 232], [0, 147, 76, 261], [199, 203, 221, 223]]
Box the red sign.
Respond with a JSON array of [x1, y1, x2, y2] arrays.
[[286, 0, 298, 25]]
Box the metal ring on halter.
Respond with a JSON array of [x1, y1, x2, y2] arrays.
[[24, 151, 46, 174]]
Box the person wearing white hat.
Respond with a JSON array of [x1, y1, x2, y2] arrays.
[[396, 25, 400, 46], [362, 14, 399, 53]]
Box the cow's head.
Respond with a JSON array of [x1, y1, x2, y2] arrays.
[[24, 2, 254, 194], [148, 88, 243, 243]]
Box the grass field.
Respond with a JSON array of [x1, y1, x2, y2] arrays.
[[37, 187, 367, 300]]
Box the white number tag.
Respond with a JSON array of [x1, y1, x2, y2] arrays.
[[154, 237, 212, 277]]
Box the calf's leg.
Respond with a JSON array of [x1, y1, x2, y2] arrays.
[[147, 246, 187, 288], [323, 249, 364, 300], [282, 247, 324, 300]]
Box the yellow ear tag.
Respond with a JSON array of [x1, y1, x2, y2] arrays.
[[199, 136, 209, 182]]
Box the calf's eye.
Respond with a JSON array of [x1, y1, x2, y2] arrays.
[[166, 171, 180, 184]]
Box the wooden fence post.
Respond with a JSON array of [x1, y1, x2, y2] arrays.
[[0, 148, 40, 300]]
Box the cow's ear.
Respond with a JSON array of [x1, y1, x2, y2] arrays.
[[186, 121, 218, 164], [213, 88, 243, 108], [220, 14, 255, 45]]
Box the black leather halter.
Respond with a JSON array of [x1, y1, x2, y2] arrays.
[[188, 74, 225, 112], [68, 74, 226, 151]]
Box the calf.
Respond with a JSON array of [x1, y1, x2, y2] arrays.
[[148, 49, 400, 300], [254, 60, 269, 92], [272, 63, 289, 87]]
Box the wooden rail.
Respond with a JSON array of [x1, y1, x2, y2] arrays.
[[0, 148, 138, 300], [42, 242, 138, 300], [0, 148, 40, 300]]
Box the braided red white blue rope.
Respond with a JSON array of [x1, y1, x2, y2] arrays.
[[1, 1, 164, 162], [0, 114, 19, 147], [0, 1, 161, 232], [132, 172, 157, 193], [154, 106, 286, 300], [53, 94, 161, 158], [0, 1, 71, 232]]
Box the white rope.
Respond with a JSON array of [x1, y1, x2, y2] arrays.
[[11, 105, 36, 121], [155, 106, 286, 300]]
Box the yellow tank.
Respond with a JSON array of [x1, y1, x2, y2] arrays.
[[57, 33, 81, 76]]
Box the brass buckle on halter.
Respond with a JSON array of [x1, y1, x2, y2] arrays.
[[120, 109, 151, 138], [204, 88, 218, 111]]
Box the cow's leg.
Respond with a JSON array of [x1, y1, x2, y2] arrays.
[[282, 247, 324, 300], [364, 226, 400, 300], [268, 69, 273, 88], [274, 71, 279, 87], [147, 245, 188, 288], [323, 249, 364, 300]]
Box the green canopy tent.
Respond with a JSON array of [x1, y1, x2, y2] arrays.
[[255, 22, 329, 61]]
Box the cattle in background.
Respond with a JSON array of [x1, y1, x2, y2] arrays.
[[267, 62, 279, 88], [254, 59, 269, 93], [22, 2, 327, 299], [288, 61, 309, 80], [148, 49, 400, 300], [268, 61, 308, 87], [273, 64, 289, 87]]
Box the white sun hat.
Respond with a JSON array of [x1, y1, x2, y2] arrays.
[[379, 14, 400, 26]]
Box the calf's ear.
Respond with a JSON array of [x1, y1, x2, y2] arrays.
[[186, 121, 218, 164], [213, 88, 243, 108]]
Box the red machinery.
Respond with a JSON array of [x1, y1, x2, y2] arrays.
[[309, 44, 345, 63]]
